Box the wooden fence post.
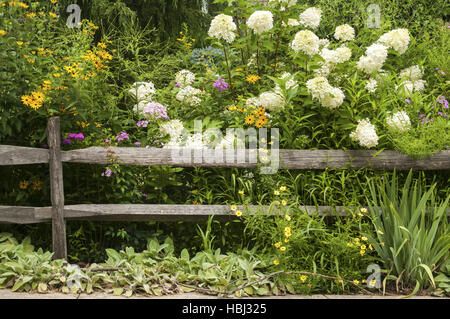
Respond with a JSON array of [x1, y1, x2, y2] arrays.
[[47, 116, 67, 260]]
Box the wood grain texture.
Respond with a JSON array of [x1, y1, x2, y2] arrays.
[[0, 145, 49, 165], [60, 147, 450, 170], [47, 117, 67, 260]]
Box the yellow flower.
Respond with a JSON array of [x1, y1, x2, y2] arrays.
[[361, 236, 368, 241], [274, 190, 280, 196], [300, 275, 307, 282], [285, 215, 291, 221], [49, 12, 57, 18], [238, 190, 244, 195], [377, 230, 384, 235], [246, 74, 261, 84], [360, 207, 368, 214], [284, 238, 289, 243], [16, 41, 23, 46], [245, 115, 256, 124], [19, 181, 29, 189], [360, 249, 365, 256], [369, 244, 373, 251], [273, 259, 279, 265], [346, 242, 353, 247], [26, 13, 36, 18], [280, 186, 287, 191], [95, 122, 102, 128], [274, 242, 281, 248], [235, 210, 242, 217], [281, 199, 287, 206], [353, 280, 359, 285], [230, 205, 237, 211], [0, 30, 6, 36], [280, 246, 286, 251], [360, 245, 366, 250]]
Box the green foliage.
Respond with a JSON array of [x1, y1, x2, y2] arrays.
[[365, 170, 450, 293]]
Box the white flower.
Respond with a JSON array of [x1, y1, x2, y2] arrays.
[[184, 133, 206, 149], [291, 30, 320, 56], [282, 18, 300, 27], [412, 79, 426, 92], [396, 80, 426, 95], [350, 118, 379, 148], [357, 43, 388, 74], [258, 91, 285, 111], [208, 14, 237, 43], [176, 85, 202, 106], [320, 46, 352, 64], [160, 119, 185, 139], [175, 70, 195, 87], [318, 38, 330, 48], [129, 81, 156, 103], [399, 65, 423, 81], [215, 132, 245, 149], [306, 76, 332, 100], [378, 29, 410, 54], [365, 78, 378, 93], [335, 46, 352, 63], [247, 11, 274, 35], [386, 111, 411, 132], [299, 7, 322, 29], [321, 87, 345, 109], [246, 97, 261, 107], [277, 72, 298, 90], [334, 24, 355, 42]]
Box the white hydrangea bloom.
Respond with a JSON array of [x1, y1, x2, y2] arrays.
[[129, 81, 156, 102], [176, 85, 202, 106], [318, 38, 330, 48], [247, 11, 274, 35], [291, 30, 320, 56], [258, 91, 285, 111], [334, 24, 355, 42], [246, 97, 261, 107], [306, 76, 333, 100], [350, 118, 379, 148], [412, 79, 426, 92], [208, 14, 237, 43], [357, 43, 388, 74], [399, 65, 423, 81], [184, 133, 206, 149], [299, 7, 322, 29], [175, 70, 195, 87], [365, 78, 378, 93], [378, 29, 410, 54], [386, 111, 411, 132], [282, 18, 300, 27], [320, 46, 352, 64], [160, 119, 185, 139], [321, 87, 345, 109]]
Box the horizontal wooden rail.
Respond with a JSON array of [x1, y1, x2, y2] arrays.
[[1, 145, 450, 170], [1, 204, 449, 224]]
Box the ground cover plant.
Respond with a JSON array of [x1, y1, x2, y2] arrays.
[[0, 0, 449, 297]]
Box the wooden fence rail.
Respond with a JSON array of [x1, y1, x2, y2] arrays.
[[1, 116, 449, 259]]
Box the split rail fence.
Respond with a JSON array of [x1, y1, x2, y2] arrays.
[[1, 117, 449, 259]]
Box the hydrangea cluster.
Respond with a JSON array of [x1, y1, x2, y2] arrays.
[[365, 78, 378, 93], [246, 97, 261, 108], [378, 29, 410, 54], [291, 30, 320, 56], [208, 14, 237, 43], [386, 111, 411, 132], [350, 119, 379, 148], [357, 43, 388, 74], [160, 119, 185, 143], [142, 102, 169, 120], [334, 24, 355, 42], [129, 82, 156, 113], [299, 7, 322, 29], [396, 65, 426, 95], [282, 18, 300, 27], [306, 76, 345, 109], [175, 69, 195, 87], [247, 11, 274, 35], [258, 91, 285, 111], [176, 85, 203, 106], [320, 46, 352, 65]]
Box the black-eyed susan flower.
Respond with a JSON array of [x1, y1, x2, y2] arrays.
[[245, 115, 256, 124]]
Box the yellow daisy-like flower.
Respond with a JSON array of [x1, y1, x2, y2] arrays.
[[274, 190, 280, 196], [273, 259, 279, 265], [353, 280, 359, 285], [274, 242, 281, 248], [19, 181, 29, 190], [346, 242, 353, 247], [280, 246, 286, 251], [256, 107, 265, 117], [300, 275, 307, 282], [369, 244, 373, 251], [360, 245, 366, 250], [285, 215, 291, 221], [281, 199, 287, 206], [377, 230, 384, 235], [231, 205, 237, 211], [16, 41, 23, 46], [258, 115, 268, 126], [26, 13, 36, 18], [279, 186, 287, 191], [255, 118, 265, 128], [238, 190, 244, 195], [235, 210, 242, 217], [284, 238, 289, 243], [361, 236, 368, 241], [360, 249, 366, 256], [0, 30, 6, 36], [49, 12, 57, 18], [360, 207, 369, 214], [245, 115, 256, 125], [246, 74, 261, 84]]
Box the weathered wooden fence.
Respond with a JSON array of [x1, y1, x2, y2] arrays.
[[1, 117, 450, 259]]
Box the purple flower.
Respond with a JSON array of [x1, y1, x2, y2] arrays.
[[419, 114, 425, 119], [405, 98, 411, 104], [135, 142, 141, 147], [142, 102, 169, 120], [213, 78, 228, 92], [105, 138, 110, 143], [441, 71, 446, 75], [68, 133, 84, 142], [145, 145, 150, 149], [137, 120, 149, 128], [63, 138, 72, 145], [101, 168, 113, 177], [175, 83, 180, 88], [438, 111, 443, 116], [115, 131, 129, 142], [142, 193, 148, 198]]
